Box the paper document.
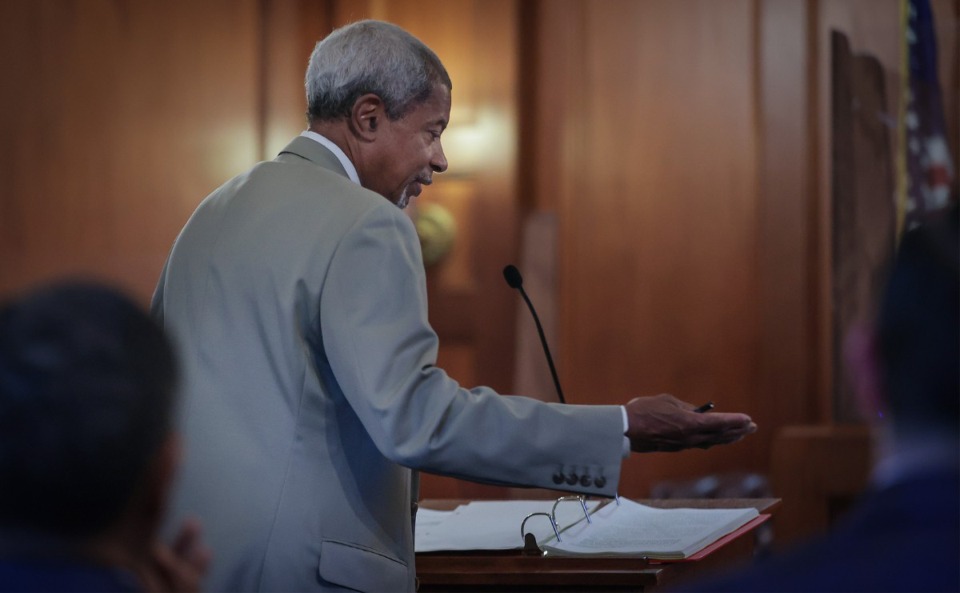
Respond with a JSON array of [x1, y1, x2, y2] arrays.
[[415, 498, 759, 559], [543, 498, 759, 559]]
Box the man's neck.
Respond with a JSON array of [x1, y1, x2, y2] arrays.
[[302, 127, 362, 186], [308, 122, 358, 163]]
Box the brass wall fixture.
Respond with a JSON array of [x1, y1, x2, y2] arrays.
[[414, 202, 457, 266]]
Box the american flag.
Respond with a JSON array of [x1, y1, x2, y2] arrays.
[[903, 0, 956, 231]]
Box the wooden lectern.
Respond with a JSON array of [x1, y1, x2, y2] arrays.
[[416, 498, 779, 592]]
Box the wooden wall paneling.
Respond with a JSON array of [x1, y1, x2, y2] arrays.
[[511, 211, 561, 402], [522, 0, 586, 216], [514, 0, 584, 400], [0, 0, 262, 303], [447, 1, 521, 398], [553, 0, 762, 497], [757, 0, 819, 447], [526, 0, 588, 423], [260, 0, 335, 160]]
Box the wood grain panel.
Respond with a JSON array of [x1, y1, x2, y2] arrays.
[[757, 0, 819, 437], [260, 0, 335, 160], [548, 0, 761, 497], [0, 0, 262, 303]]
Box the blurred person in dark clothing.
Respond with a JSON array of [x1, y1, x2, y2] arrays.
[[0, 282, 209, 592], [674, 205, 959, 593]]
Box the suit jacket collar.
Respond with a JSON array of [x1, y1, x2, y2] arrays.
[[278, 136, 350, 179]]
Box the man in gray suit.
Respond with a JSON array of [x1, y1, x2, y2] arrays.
[[153, 20, 756, 592]]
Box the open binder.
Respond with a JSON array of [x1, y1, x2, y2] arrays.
[[415, 496, 764, 561], [522, 496, 764, 560], [519, 495, 603, 554]]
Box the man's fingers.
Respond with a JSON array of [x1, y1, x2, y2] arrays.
[[696, 412, 754, 429], [681, 417, 757, 448]]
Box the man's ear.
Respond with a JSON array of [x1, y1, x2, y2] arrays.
[[350, 93, 385, 141], [843, 323, 888, 423]]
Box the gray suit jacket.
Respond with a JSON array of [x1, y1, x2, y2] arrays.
[[153, 136, 625, 592]]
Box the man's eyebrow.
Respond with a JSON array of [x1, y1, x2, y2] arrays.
[[433, 118, 448, 131]]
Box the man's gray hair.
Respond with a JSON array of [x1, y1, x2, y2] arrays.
[[305, 20, 452, 122]]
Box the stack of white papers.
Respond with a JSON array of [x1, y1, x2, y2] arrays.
[[415, 498, 759, 559], [543, 498, 758, 559]]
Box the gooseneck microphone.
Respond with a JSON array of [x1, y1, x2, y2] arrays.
[[503, 264, 566, 404]]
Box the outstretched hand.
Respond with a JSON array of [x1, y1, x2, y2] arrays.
[[625, 394, 756, 453]]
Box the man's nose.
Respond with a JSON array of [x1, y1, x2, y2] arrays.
[[431, 144, 448, 174]]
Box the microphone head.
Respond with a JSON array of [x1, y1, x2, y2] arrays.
[[503, 265, 523, 289]]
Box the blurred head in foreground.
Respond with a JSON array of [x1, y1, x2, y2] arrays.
[[0, 282, 180, 590], [846, 203, 959, 449]]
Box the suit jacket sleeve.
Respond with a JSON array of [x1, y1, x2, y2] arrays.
[[317, 201, 625, 496]]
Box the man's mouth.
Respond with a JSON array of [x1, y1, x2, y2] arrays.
[[410, 177, 432, 198]]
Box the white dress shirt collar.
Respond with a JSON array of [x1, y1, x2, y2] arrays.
[[300, 130, 360, 186]]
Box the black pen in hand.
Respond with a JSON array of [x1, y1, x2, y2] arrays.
[[694, 402, 715, 413]]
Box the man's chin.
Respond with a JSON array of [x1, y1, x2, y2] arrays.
[[395, 186, 422, 210]]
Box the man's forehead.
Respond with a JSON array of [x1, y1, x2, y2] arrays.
[[411, 84, 451, 127]]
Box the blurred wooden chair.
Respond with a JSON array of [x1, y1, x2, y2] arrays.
[[770, 424, 872, 548]]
